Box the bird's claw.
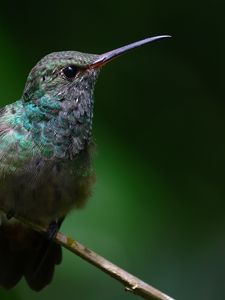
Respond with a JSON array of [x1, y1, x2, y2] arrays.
[[7, 209, 15, 220], [46, 220, 60, 240]]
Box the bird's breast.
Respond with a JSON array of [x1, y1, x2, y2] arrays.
[[0, 144, 95, 228]]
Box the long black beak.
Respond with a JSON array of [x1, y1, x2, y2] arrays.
[[91, 35, 171, 68]]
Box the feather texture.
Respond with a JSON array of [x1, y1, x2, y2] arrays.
[[0, 50, 99, 290]]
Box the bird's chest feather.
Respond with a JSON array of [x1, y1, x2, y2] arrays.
[[0, 146, 95, 227], [0, 101, 95, 227]]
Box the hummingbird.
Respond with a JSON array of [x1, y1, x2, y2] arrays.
[[0, 35, 170, 291]]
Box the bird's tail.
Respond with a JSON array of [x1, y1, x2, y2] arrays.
[[0, 222, 62, 291]]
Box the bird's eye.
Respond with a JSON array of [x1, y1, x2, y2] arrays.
[[63, 65, 78, 79]]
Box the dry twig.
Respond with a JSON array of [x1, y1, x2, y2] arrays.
[[0, 208, 175, 300]]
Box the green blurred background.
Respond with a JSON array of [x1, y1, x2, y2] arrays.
[[0, 0, 225, 299]]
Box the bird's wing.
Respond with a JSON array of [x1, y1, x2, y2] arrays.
[[0, 101, 36, 177]]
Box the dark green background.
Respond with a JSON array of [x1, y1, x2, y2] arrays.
[[0, 0, 225, 299]]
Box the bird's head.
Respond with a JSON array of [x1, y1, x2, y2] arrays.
[[23, 35, 171, 105], [21, 36, 170, 158]]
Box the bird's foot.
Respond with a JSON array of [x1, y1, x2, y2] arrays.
[[6, 209, 15, 220], [46, 220, 60, 240]]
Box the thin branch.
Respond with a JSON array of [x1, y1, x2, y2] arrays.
[[0, 208, 175, 300]]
